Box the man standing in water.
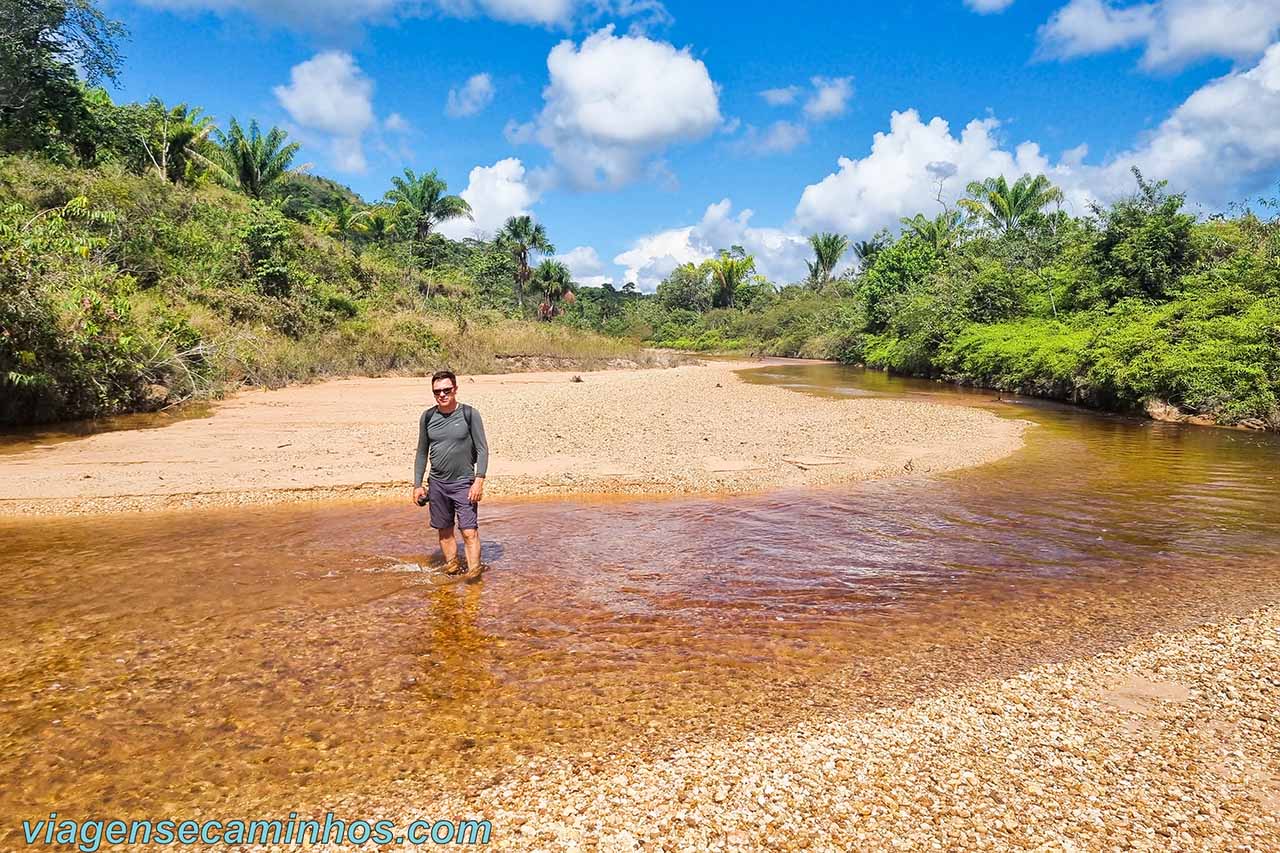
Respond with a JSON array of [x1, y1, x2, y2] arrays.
[[413, 370, 490, 578]]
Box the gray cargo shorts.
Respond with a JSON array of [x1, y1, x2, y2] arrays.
[[428, 478, 478, 530]]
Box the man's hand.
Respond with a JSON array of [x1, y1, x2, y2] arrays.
[[468, 478, 485, 503], [413, 485, 427, 506]]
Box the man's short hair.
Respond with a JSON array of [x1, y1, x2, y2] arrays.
[[431, 369, 457, 389]]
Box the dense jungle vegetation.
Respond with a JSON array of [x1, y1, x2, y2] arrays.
[[3, 0, 1277, 428]]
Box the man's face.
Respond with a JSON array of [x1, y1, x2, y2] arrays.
[[432, 380, 457, 406]]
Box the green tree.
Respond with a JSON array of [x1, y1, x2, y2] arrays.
[[207, 117, 301, 199], [533, 258, 573, 319], [857, 234, 939, 331], [0, 195, 160, 422], [360, 205, 398, 243], [959, 174, 1064, 236], [384, 168, 471, 242], [383, 168, 470, 276], [1089, 168, 1196, 302], [656, 261, 714, 312], [136, 99, 215, 183], [735, 273, 777, 311], [0, 0, 127, 160], [69, 86, 145, 167], [463, 241, 518, 308], [853, 232, 890, 271], [239, 201, 293, 297], [706, 250, 756, 309], [496, 215, 554, 310], [900, 210, 964, 253], [805, 232, 850, 289], [307, 200, 368, 248]]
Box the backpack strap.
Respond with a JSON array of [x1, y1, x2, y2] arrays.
[[463, 404, 476, 464], [423, 405, 438, 445]]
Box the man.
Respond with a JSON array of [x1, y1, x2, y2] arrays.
[[413, 370, 489, 578]]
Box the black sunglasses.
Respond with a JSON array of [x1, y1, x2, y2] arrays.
[[432, 386, 456, 397]]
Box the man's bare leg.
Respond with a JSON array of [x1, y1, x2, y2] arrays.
[[437, 526, 460, 570], [460, 528, 481, 575]]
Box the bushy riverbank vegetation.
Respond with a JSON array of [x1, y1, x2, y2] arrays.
[[0, 149, 652, 424], [3, 0, 1276, 429], [561, 174, 1280, 430]]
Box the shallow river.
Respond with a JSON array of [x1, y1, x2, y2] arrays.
[[2, 364, 1278, 832]]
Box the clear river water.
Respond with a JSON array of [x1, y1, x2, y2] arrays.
[[2, 363, 1278, 834]]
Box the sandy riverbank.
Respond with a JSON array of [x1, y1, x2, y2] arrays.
[[358, 603, 1280, 851], [0, 360, 1027, 516]]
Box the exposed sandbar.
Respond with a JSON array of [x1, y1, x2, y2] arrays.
[[0, 360, 1026, 516]]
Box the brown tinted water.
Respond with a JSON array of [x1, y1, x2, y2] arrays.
[[2, 364, 1279, 835], [0, 402, 214, 456]]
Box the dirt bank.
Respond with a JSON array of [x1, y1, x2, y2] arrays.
[[0, 360, 1027, 516]]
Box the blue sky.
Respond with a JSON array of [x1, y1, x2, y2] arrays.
[[108, 0, 1280, 288]]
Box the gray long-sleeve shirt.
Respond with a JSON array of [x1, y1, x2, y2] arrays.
[[414, 404, 489, 486]]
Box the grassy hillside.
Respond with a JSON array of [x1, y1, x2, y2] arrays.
[[0, 156, 651, 424]]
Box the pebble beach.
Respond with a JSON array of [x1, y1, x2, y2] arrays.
[[384, 605, 1280, 852]]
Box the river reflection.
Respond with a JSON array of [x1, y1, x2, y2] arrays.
[[2, 363, 1279, 833]]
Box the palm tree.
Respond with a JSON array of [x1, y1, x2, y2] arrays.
[[805, 232, 849, 289], [383, 168, 471, 244], [533, 259, 573, 319], [706, 250, 756, 309], [307, 202, 368, 248], [138, 100, 215, 184], [900, 210, 964, 252], [496, 215, 554, 310], [361, 206, 398, 243], [206, 117, 302, 199], [852, 234, 889, 271], [959, 173, 1064, 235], [333, 201, 369, 246]]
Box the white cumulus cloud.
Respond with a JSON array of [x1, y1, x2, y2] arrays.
[[446, 73, 496, 117], [532, 25, 722, 189], [795, 43, 1280, 238], [460, 0, 672, 27], [1037, 0, 1280, 70], [804, 76, 854, 121], [614, 199, 811, 291], [274, 51, 374, 137], [437, 158, 541, 240], [1091, 40, 1280, 206], [503, 119, 537, 144], [794, 110, 1063, 236], [273, 51, 375, 173], [559, 246, 613, 286]]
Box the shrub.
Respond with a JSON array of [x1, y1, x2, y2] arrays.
[[1089, 169, 1196, 302]]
